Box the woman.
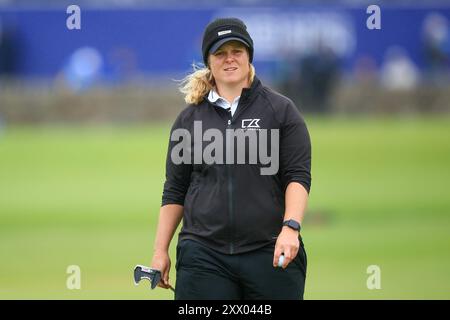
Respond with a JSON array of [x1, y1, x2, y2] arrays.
[[151, 17, 311, 300]]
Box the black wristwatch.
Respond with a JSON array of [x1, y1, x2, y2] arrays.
[[283, 219, 301, 232]]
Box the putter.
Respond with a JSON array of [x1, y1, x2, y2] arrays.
[[134, 265, 175, 292]]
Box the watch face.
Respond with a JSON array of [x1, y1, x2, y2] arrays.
[[285, 220, 300, 230], [289, 221, 299, 230]]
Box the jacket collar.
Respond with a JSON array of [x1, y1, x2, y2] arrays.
[[230, 75, 262, 120], [240, 75, 261, 104]]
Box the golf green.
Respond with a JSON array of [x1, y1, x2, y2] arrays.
[[0, 116, 449, 299]]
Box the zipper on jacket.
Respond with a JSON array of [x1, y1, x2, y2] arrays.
[[227, 115, 234, 255]]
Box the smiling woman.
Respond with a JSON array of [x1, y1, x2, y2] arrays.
[[150, 17, 312, 300], [208, 41, 251, 98]]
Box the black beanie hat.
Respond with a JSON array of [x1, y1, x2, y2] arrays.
[[201, 17, 254, 65]]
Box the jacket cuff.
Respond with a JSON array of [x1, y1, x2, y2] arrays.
[[284, 179, 310, 194]]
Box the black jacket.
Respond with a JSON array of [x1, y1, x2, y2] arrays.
[[161, 76, 311, 254]]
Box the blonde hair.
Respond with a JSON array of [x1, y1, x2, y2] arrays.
[[179, 63, 256, 105]]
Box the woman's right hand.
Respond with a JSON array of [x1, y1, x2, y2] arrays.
[[151, 250, 172, 289]]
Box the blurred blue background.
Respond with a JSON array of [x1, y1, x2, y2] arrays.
[[1, 4, 449, 78]]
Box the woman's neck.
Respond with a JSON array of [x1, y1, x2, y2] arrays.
[[216, 80, 250, 104]]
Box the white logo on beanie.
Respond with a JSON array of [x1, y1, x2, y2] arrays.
[[218, 30, 232, 36]]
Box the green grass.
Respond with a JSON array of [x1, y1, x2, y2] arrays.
[[0, 116, 449, 299]]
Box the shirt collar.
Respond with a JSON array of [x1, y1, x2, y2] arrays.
[[207, 88, 240, 105]]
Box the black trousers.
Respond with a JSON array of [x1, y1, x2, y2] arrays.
[[174, 239, 307, 300]]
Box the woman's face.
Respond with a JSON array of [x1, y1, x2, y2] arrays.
[[208, 41, 250, 88]]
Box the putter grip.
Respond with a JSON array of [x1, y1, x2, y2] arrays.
[[278, 255, 285, 267]]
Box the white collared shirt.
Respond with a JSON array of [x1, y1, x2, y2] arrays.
[[207, 88, 240, 117]]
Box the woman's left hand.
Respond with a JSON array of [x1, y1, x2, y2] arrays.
[[273, 227, 300, 269]]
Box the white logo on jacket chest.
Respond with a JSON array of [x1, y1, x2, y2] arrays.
[[242, 119, 260, 129]]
